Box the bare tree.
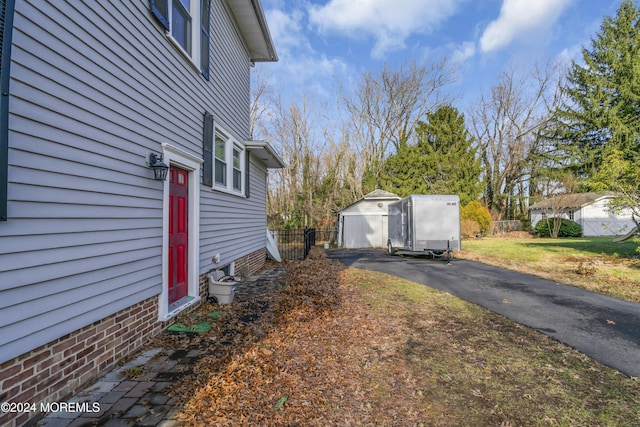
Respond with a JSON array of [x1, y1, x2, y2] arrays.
[[316, 109, 366, 224], [265, 94, 327, 227], [249, 66, 277, 140], [251, 68, 365, 229], [469, 62, 561, 220], [343, 60, 455, 192], [537, 174, 578, 238]]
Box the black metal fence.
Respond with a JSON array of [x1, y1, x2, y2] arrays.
[[269, 228, 338, 260]]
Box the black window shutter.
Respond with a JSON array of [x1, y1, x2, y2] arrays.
[[245, 150, 250, 198], [200, 0, 211, 80], [150, 0, 169, 31], [0, 0, 15, 221], [202, 112, 213, 186]]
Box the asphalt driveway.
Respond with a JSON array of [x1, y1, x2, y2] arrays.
[[328, 249, 640, 378]]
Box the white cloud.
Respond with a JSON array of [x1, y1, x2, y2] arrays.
[[451, 41, 476, 64], [555, 42, 585, 70], [479, 0, 573, 54], [262, 7, 350, 102], [265, 8, 309, 55], [308, 0, 466, 59]]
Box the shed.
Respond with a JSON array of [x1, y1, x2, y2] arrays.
[[529, 192, 636, 236], [337, 190, 401, 248]]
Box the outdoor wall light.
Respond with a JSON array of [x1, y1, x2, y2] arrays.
[[148, 153, 169, 181]]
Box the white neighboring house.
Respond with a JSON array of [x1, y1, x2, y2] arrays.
[[529, 192, 636, 236], [337, 190, 401, 248]]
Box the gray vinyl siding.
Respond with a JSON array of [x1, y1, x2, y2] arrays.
[[0, 0, 268, 363], [200, 154, 267, 270], [211, 0, 251, 134]]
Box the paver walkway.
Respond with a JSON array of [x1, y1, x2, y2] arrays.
[[36, 266, 287, 427]]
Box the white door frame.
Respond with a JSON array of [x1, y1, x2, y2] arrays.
[[158, 143, 203, 321]]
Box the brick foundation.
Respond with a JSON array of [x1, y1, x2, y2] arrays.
[[0, 296, 162, 427], [234, 248, 267, 278], [0, 247, 267, 427]]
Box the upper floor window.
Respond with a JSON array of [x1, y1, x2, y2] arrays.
[[150, 0, 211, 80], [172, 0, 191, 54]]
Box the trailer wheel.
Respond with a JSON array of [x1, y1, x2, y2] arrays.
[[387, 240, 396, 256]]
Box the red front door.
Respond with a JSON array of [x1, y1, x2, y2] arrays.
[[169, 166, 188, 304]]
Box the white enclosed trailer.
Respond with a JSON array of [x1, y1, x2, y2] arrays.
[[387, 194, 461, 258]]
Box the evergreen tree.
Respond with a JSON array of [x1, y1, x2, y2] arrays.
[[418, 106, 482, 205], [381, 105, 481, 204], [552, 0, 640, 179], [379, 146, 425, 197]]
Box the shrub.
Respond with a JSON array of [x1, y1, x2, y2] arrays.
[[461, 201, 492, 235], [533, 218, 583, 237], [461, 218, 481, 238]]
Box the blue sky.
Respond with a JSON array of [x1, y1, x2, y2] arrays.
[[257, 0, 624, 111]]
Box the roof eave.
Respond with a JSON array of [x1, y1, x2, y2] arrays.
[[226, 0, 278, 63], [529, 192, 616, 210], [245, 140, 285, 168]]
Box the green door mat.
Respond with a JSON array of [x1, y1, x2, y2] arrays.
[[165, 311, 222, 334], [166, 322, 212, 333]]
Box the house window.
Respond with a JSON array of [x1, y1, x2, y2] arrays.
[[171, 0, 191, 54], [202, 114, 248, 195], [214, 136, 226, 186], [233, 147, 242, 191], [150, 0, 211, 79], [219, 263, 233, 275], [210, 127, 245, 195]]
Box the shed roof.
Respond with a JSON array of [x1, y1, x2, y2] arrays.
[[337, 189, 400, 213], [363, 189, 400, 200], [529, 192, 615, 210]]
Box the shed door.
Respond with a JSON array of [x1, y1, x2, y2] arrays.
[[168, 166, 188, 304], [343, 215, 386, 248]]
